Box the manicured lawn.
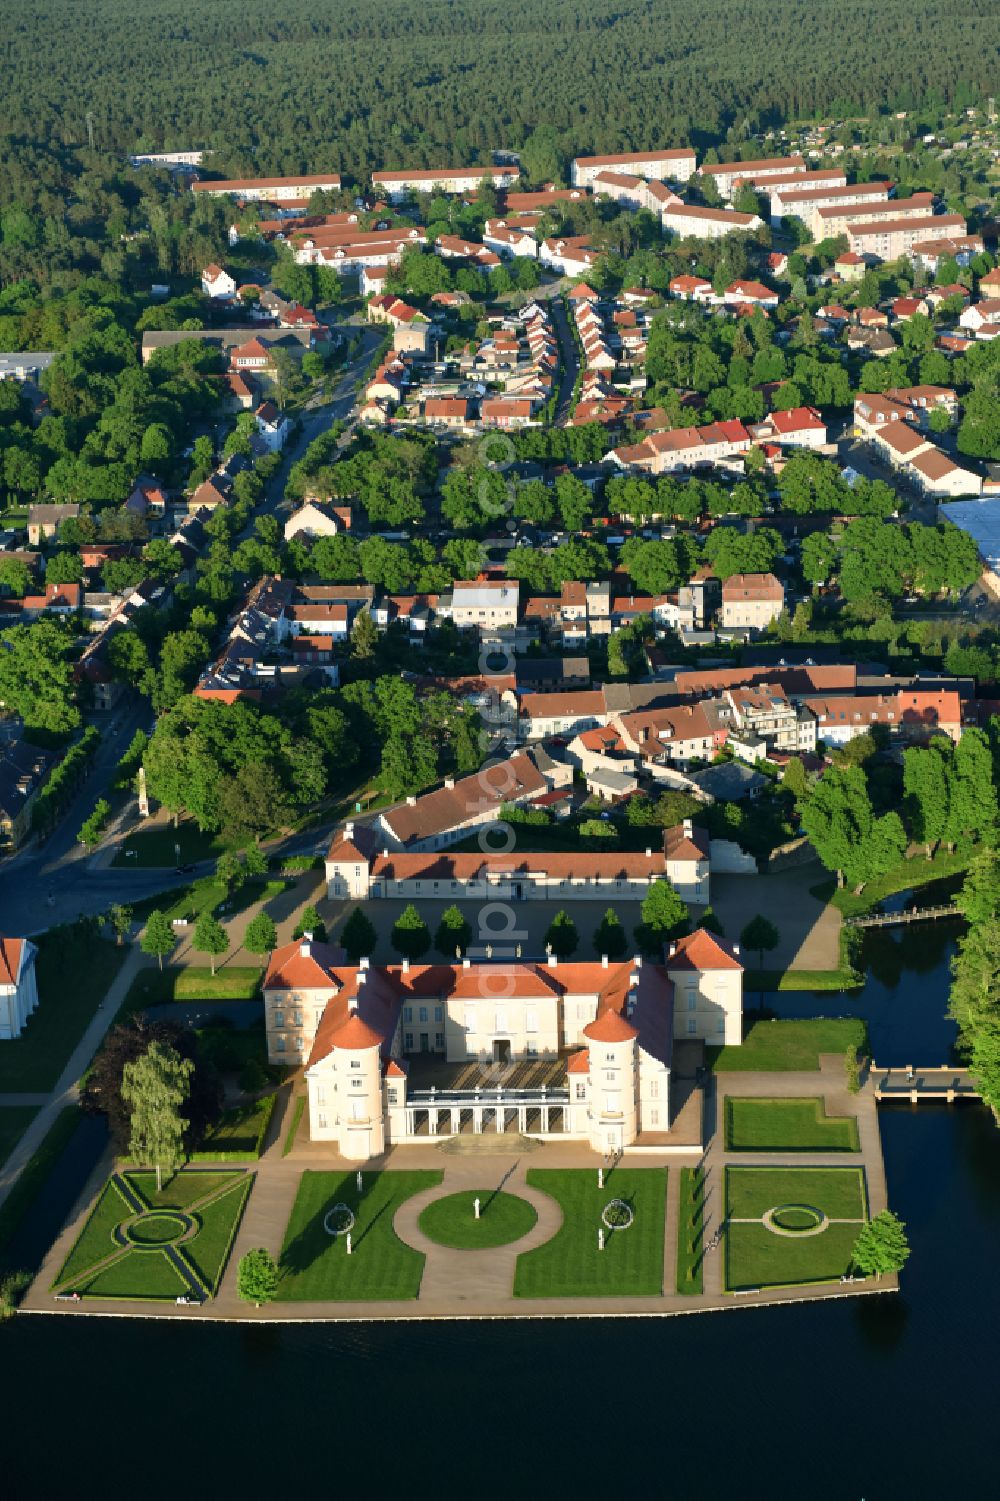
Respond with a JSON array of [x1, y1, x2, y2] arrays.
[[675, 1167, 705, 1295], [119, 966, 264, 1010], [724, 1165, 869, 1291], [725, 1165, 868, 1221], [514, 1169, 666, 1299], [77, 1252, 191, 1301], [54, 1169, 251, 1299], [276, 1170, 442, 1301], [193, 1095, 276, 1159], [709, 1017, 868, 1073], [53, 1176, 134, 1287], [725, 1222, 862, 1291], [744, 968, 860, 992], [129, 1170, 242, 1210], [419, 1190, 537, 1249], [113, 819, 232, 868], [0, 929, 129, 1092], [725, 1097, 860, 1152], [0, 1106, 38, 1168]]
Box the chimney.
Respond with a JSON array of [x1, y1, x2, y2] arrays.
[[348, 989, 358, 1014], [547, 953, 558, 968], [299, 941, 311, 959], [601, 953, 609, 968], [462, 956, 471, 969], [645, 847, 652, 858], [401, 957, 409, 973], [683, 818, 693, 836], [302, 930, 313, 943], [669, 941, 677, 957], [634, 955, 643, 969], [444, 777, 455, 790], [733, 944, 741, 956], [360, 956, 370, 971], [345, 821, 354, 839], [407, 796, 417, 807]]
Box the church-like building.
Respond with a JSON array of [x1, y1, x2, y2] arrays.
[[263, 930, 743, 1160]]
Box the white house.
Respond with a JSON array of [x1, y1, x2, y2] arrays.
[[254, 400, 290, 452], [201, 264, 237, 300], [0, 938, 39, 1040]]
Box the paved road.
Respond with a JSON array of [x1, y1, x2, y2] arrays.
[[548, 295, 579, 426]]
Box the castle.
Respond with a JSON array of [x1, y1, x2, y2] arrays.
[[263, 930, 743, 1160]]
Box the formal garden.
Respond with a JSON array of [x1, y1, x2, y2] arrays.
[[276, 1169, 442, 1301], [724, 1097, 860, 1152], [513, 1168, 666, 1298], [709, 1017, 868, 1073], [52, 1169, 252, 1301], [724, 1165, 869, 1292]]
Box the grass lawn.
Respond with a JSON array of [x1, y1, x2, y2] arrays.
[[276, 1170, 442, 1301], [709, 1017, 868, 1073], [119, 966, 263, 1010], [418, 1190, 537, 1249], [724, 1165, 868, 1291], [725, 1222, 861, 1291], [676, 1167, 705, 1295], [113, 819, 232, 868], [0, 930, 128, 1092], [514, 1169, 667, 1299], [0, 1106, 38, 1168], [744, 968, 860, 992], [725, 1165, 868, 1221], [283, 1096, 306, 1155], [725, 1097, 860, 1152], [0, 1107, 82, 1268], [193, 1095, 276, 1159], [76, 1252, 191, 1301], [55, 1169, 251, 1299]]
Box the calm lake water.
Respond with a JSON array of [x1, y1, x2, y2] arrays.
[[6, 921, 995, 1501]]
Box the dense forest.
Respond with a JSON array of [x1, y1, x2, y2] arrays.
[[2, 0, 995, 183]]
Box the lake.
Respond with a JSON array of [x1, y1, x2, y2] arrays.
[[5, 920, 994, 1500]]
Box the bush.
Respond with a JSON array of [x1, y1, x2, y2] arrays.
[[238, 1061, 268, 1094]]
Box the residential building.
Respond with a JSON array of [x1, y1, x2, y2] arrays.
[[192, 172, 342, 201], [375, 747, 570, 850], [698, 155, 806, 198], [0, 740, 55, 849], [720, 573, 784, 631], [0, 937, 39, 1040], [659, 203, 762, 240], [254, 400, 289, 452], [847, 214, 968, 263], [571, 149, 697, 187], [27, 503, 79, 545], [201, 264, 236, 299], [371, 166, 520, 201], [283, 500, 352, 541], [447, 579, 520, 635]]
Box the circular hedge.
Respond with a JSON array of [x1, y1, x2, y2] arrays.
[[418, 1190, 538, 1249], [770, 1204, 824, 1233], [124, 1212, 192, 1247]]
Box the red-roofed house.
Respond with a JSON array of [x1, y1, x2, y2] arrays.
[[0, 937, 38, 1039]]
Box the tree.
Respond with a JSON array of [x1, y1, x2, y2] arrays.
[[351, 607, 378, 659], [141, 910, 177, 971], [237, 1247, 279, 1307], [192, 910, 229, 975], [107, 903, 133, 947], [244, 912, 277, 957], [0, 618, 80, 738], [953, 848, 1000, 931], [593, 907, 627, 960], [638, 879, 689, 946], [0, 557, 31, 597], [435, 904, 472, 957], [121, 1040, 193, 1191], [851, 1211, 911, 1280], [341, 907, 377, 962], [545, 909, 579, 959], [740, 914, 779, 973], [392, 903, 431, 960], [216, 849, 245, 894], [293, 904, 327, 943]]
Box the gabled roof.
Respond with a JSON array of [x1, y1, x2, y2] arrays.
[[666, 929, 742, 972], [264, 938, 347, 991]]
